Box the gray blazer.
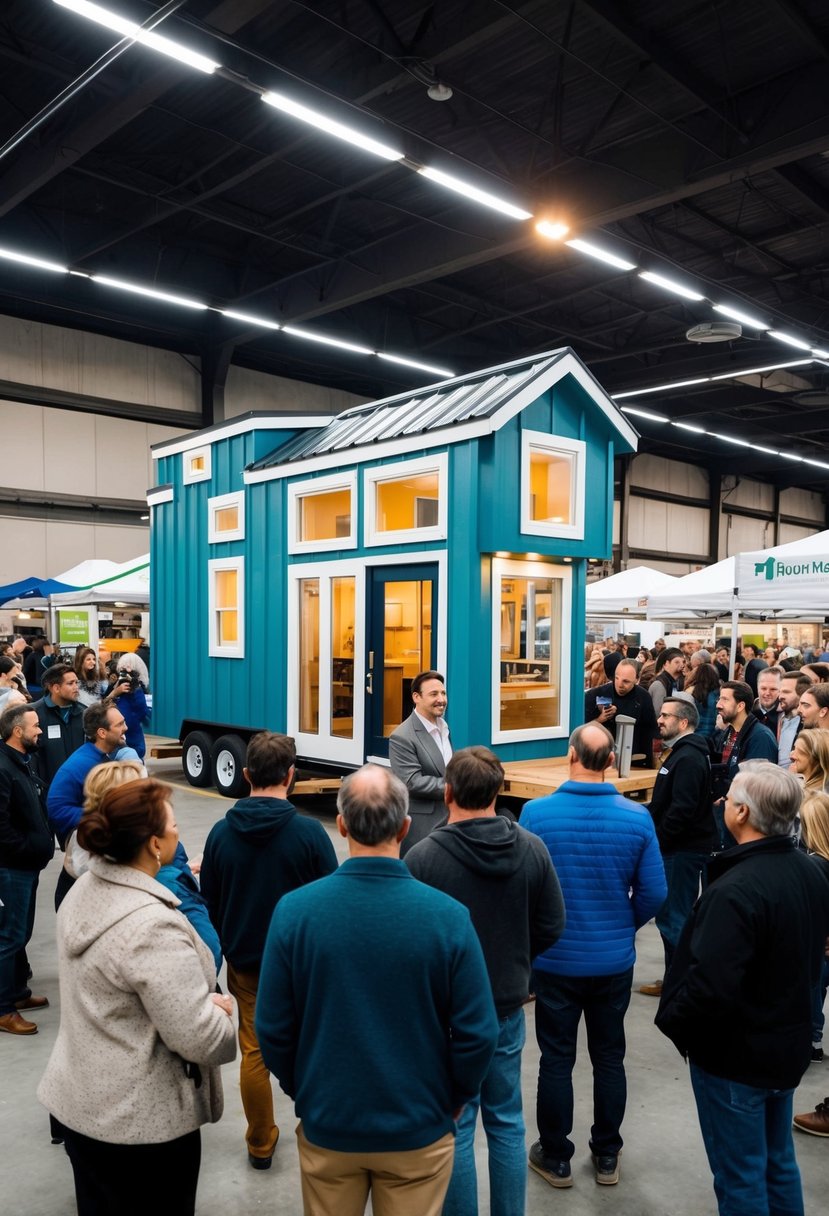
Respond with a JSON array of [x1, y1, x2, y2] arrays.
[[389, 711, 450, 855]]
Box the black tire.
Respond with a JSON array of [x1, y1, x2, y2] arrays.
[[211, 734, 250, 799], [182, 731, 214, 787]]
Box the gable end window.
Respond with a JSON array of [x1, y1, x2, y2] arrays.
[[183, 445, 212, 485], [520, 430, 585, 540]]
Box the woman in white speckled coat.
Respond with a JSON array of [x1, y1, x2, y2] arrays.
[[38, 779, 237, 1216]]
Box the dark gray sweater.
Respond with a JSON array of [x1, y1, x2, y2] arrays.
[[406, 816, 565, 1015]]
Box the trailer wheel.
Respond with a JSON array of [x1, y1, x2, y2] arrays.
[[212, 734, 250, 799], [182, 731, 214, 787]]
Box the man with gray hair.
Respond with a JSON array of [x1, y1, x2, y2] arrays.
[[256, 764, 498, 1216], [656, 760, 829, 1216]]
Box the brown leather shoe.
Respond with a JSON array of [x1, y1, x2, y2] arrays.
[[638, 980, 663, 997], [15, 995, 49, 1011], [793, 1099, 829, 1137], [0, 1011, 38, 1035]]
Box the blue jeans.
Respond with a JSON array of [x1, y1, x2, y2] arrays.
[[443, 1007, 526, 1216], [811, 955, 829, 1044], [690, 1063, 804, 1216], [0, 868, 39, 1015], [656, 851, 706, 967], [533, 968, 632, 1162]]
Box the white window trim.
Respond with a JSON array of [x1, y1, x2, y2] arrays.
[[287, 470, 358, 555], [147, 485, 174, 507], [491, 556, 571, 743], [208, 556, 245, 658], [208, 490, 245, 543], [520, 429, 585, 540], [364, 452, 448, 547], [183, 444, 212, 485]]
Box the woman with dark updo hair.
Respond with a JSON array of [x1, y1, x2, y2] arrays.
[[38, 779, 236, 1216]]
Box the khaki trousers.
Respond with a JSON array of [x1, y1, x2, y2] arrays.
[[226, 963, 279, 1160], [296, 1125, 455, 1216]]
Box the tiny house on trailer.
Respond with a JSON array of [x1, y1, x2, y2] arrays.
[[149, 349, 637, 796]]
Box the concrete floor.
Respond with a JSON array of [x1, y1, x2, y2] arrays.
[[3, 750, 828, 1216]]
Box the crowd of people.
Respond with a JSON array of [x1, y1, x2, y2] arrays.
[[1, 648, 829, 1216]]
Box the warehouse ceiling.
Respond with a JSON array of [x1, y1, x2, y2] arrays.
[[1, 1, 829, 493]]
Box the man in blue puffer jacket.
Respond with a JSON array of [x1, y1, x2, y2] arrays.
[[520, 722, 666, 1190]]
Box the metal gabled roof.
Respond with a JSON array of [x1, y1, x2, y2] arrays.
[[247, 353, 572, 472]]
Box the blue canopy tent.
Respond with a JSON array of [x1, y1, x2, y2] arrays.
[[0, 576, 78, 607]]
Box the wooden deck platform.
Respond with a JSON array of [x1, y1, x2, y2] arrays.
[[501, 757, 657, 801]]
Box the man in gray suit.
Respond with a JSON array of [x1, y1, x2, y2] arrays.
[[390, 671, 452, 856]]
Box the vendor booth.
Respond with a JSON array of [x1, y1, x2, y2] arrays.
[[149, 348, 637, 768]]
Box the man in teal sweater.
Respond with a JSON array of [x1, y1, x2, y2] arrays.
[[256, 764, 498, 1216]]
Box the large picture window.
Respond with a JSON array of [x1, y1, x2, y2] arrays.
[[364, 454, 447, 546], [520, 430, 585, 540], [288, 471, 357, 554], [492, 558, 570, 742], [208, 557, 244, 658]]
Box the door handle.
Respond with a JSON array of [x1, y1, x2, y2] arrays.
[[366, 671, 373, 695]]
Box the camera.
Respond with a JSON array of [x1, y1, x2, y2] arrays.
[[117, 669, 138, 690]]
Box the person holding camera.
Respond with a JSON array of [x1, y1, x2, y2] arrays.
[[108, 653, 150, 760]]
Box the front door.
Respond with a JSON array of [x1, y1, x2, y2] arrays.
[[365, 563, 439, 759]]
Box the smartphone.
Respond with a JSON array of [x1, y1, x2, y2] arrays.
[[596, 696, 612, 708]]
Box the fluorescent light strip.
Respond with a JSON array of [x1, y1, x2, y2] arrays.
[[564, 238, 635, 271], [220, 308, 281, 330], [767, 330, 813, 351], [262, 92, 403, 161], [376, 352, 454, 376], [710, 431, 751, 448], [812, 349, 829, 358], [618, 407, 669, 422], [638, 270, 705, 301], [708, 359, 812, 380], [613, 377, 709, 399], [91, 274, 208, 310], [712, 303, 768, 330], [417, 166, 532, 220], [0, 246, 67, 273], [281, 325, 374, 356], [672, 421, 707, 434], [53, 1, 219, 73]]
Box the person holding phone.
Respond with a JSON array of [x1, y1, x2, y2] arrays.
[[584, 659, 658, 768]]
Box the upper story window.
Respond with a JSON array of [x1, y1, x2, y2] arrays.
[[364, 453, 448, 546], [520, 430, 585, 540], [183, 445, 212, 485], [287, 471, 357, 554], [208, 491, 245, 543], [208, 556, 244, 658]]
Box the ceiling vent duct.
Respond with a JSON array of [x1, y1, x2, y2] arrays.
[[686, 321, 742, 343]]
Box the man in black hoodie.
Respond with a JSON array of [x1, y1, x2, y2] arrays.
[[638, 696, 713, 999], [200, 732, 338, 1170], [405, 746, 565, 1210]]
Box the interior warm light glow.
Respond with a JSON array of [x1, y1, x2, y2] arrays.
[[0, 247, 67, 274], [53, 1, 219, 73], [281, 325, 373, 355], [564, 238, 635, 270], [91, 275, 208, 310], [712, 303, 768, 330], [638, 270, 705, 301], [767, 330, 812, 351], [418, 166, 532, 220], [376, 352, 454, 376], [221, 309, 281, 330], [536, 220, 570, 241], [262, 92, 403, 160]]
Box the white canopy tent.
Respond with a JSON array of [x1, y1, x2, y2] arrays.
[[49, 556, 149, 607], [586, 565, 682, 615], [646, 531, 829, 619]]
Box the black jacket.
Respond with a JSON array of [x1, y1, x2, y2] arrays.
[[30, 697, 85, 787], [656, 835, 829, 1089], [584, 681, 657, 767], [711, 714, 778, 802], [752, 702, 781, 734], [0, 740, 53, 871], [649, 732, 714, 855], [405, 816, 565, 1015]]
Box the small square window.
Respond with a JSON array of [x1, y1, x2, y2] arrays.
[[520, 431, 585, 540], [183, 445, 212, 485], [365, 454, 447, 546], [208, 491, 245, 543], [287, 472, 357, 554], [209, 557, 244, 657]]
